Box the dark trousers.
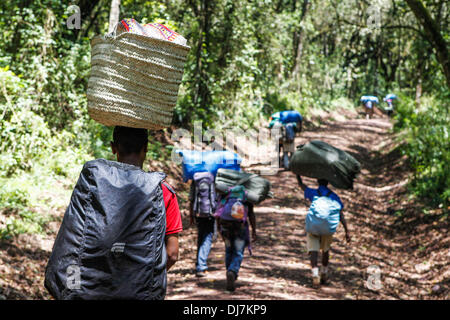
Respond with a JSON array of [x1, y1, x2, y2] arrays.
[[219, 220, 246, 276], [196, 217, 215, 272]]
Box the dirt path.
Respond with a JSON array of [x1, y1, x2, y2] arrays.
[[0, 114, 447, 300], [166, 116, 449, 300]]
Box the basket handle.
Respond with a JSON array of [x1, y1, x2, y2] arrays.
[[106, 21, 121, 39]]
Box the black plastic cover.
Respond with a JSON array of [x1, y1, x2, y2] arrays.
[[289, 140, 361, 189], [44, 159, 167, 300]]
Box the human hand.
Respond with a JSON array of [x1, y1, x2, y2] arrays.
[[252, 231, 257, 242]]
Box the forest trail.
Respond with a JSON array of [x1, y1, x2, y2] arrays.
[[0, 114, 447, 300], [166, 115, 449, 300]]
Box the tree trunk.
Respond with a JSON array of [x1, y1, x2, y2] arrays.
[[76, 0, 105, 41], [108, 0, 121, 34], [218, 0, 235, 68], [291, 0, 310, 82], [8, 0, 31, 61], [405, 0, 450, 88], [192, 0, 211, 113]]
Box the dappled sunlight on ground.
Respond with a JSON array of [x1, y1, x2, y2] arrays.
[[0, 111, 447, 300]]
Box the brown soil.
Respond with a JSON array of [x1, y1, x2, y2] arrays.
[[0, 111, 448, 300]]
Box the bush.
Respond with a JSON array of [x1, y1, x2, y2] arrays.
[[394, 93, 450, 207], [0, 185, 50, 240]]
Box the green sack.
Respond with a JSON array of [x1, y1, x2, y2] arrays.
[[268, 118, 281, 129], [215, 169, 271, 204], [289, 140, 361, 189]]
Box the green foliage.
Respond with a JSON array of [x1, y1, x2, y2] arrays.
[[0, 184, 50, 240], [394, 92, 450, 206], [146, 138, 172, 162], [0, 0, 448, 239]]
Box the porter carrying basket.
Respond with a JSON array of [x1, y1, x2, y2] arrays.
[[87, 25, 190, 129]]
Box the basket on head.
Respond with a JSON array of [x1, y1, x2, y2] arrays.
[[87, 27, 190, 130]]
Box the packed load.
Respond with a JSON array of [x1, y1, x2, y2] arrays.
[[384, 93, 397, 101], [116, 18, 187, 46], [192, 172, 217, 218], [176, 150, 242, 182], [45, 159, 168, 299], [87, 19, 190, 130], [289, 140, 361, 190], [284, 122, 296, 142], [360, 95, 379, 104], [305, 189, 342, 235], [215, 168, 271, 204], [269, 110, 303, 128], [214, 185, 248, 222]]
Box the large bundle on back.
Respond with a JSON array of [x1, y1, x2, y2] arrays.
[[215, 168, 271, 204], [279, 110, 303, 123], [360, 95, 379, 104], [289, 140, 361, 189], [177, 150, 242, 182], [269, 110, 303, 128], [87, 19, 190, 129], [45, 159, 167, 299]]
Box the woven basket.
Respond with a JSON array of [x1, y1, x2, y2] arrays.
[[87, 31, 190, 130]]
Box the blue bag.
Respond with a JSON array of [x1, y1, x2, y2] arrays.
[[279, 110, 302, 124], [385, 93, 397, 100], [284, 123, 296, 142], [177, 150, 242, 182], [305, 190, 341, 235], [360, 95, 379, 104]]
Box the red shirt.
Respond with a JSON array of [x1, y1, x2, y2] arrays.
[[162, 182, 182, 236]]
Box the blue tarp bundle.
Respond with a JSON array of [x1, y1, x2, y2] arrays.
[[269, 110, 302, 128], [279, 110, 303, 123], [384, 94, 397, 100], [176, 150, 242, 182], [360, 95, 379, 103]]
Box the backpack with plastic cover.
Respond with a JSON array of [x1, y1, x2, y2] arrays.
[[44, 159, 168, 300], [193, 172, 217, 217], [284, 122, 296, 142], [305, 189, 342, 235], [214, 185, 248, 222]]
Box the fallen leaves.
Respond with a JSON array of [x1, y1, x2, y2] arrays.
[[1, 117, 449, 300]]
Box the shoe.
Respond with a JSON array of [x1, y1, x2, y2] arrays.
[[196, 271, 207, 278], [226, 271, 236, 292], [320, 272, 328, 285], [312, 276, 320, 288], [320, 266, 329, 284]]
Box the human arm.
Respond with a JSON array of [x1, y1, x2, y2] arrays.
[[165, 234, 179, 270], [189, 204, 195, 226], [189, 183, 195, 226], [248, 203, 257, 241], [297, 121, 302, 133], [340, 209, 351, 243], [296, 175, 308, 192], [162, 182, 183, 270]]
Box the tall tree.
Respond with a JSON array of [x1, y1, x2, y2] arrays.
[[291, 0, 311, 81], [190, 0, 212, 116], [405, 0, 450, 87], [108, 0, 121, 33]]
